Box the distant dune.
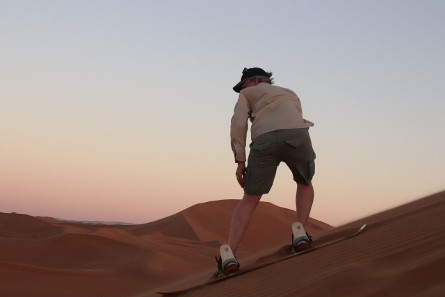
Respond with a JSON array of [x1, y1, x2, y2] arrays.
[[1, 192, 444, 297]]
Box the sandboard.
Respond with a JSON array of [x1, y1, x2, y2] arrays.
[[157, 223, 367, 295]]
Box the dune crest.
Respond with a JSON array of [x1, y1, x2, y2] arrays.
[[2, 191, 444, 297], [0, 199, 330, 297], [165, 191, 445, 297], [182, 199, 331, 251]]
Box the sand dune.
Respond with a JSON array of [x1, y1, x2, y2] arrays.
[[182, 199, 331, 251], [1, 191, 444, 297], [0, 212, 63, 239], [158, 191, 445, 297], [0, 199, 330, 297]]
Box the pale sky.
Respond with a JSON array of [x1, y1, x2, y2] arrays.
[[1, 0, 444, 226]]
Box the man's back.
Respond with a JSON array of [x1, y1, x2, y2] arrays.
[[238, 82, 313, 141]]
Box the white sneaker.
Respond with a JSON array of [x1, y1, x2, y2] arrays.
[[291, 222, 312, 253], [215, 244, 240, 276]]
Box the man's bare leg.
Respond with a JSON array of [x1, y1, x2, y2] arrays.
[[228, 194, 261, 254], [296, 182, 314, 226]]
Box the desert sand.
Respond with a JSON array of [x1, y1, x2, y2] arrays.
[[1, 191, 444, 297]]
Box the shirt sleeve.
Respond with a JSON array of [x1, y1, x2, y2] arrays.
[[230, 93, 250, 162]]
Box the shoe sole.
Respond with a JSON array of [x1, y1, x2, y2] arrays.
[[223, 265, 240, 275], [293, 241, 311, 253]]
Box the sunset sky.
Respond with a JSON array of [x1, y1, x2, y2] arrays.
[[1, 1, 444, 226]]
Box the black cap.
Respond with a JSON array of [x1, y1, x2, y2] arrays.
[[233, 67, 270, 93]]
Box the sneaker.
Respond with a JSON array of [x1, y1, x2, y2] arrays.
[[215, 256, 240, 276], [291, 222, 312, 253], [215, 244, 240, 276]]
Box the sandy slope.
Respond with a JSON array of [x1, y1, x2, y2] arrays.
[[0, 199, 330, 297], [1, 191, 444, 297], [157, 191, 445, 297]]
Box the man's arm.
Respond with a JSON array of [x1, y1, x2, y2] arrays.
[[230, 93, 250, 163]]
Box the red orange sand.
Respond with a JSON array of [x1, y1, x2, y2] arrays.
[[1, 191, 444, 297]]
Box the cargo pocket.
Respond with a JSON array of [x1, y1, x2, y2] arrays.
[[307, 159, 315, 182], [285, 139, 306, 148], [308, 161, 315, 177], [250, 142, 272, 151]]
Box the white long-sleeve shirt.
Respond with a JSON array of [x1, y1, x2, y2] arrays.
[[230, 82, 314, 162]]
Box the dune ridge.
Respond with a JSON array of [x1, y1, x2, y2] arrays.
[[168, 191, 445, 297], [0, 199, 330, 297], [1, 191, 444, 297]]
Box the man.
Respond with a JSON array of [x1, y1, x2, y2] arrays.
[[216, 67, 316, 276]]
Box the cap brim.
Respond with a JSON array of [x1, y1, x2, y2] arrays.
[[233, 78, 249, 93], [233, 81, 243, 93]]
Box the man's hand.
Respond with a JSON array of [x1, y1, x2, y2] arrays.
[[235, 162, 246, 188]]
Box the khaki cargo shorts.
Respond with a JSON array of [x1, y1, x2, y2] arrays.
[[243, 128, 316, 195]]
